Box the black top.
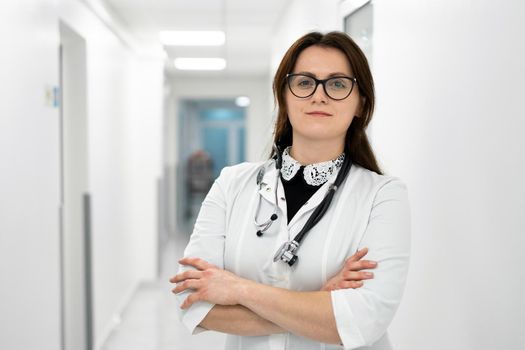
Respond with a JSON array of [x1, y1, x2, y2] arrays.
[[281, 166, 322, 223]]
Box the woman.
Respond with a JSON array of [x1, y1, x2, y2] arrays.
[[170, 31, 411, 350]]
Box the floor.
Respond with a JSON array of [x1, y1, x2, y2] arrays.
[[100, 231, 226, 350]]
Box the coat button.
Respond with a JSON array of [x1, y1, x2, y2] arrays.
[[280, 197, 285, 201]]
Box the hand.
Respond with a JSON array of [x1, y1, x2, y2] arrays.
[[170, 257, 248, 309], [321, 247, 378, 291]]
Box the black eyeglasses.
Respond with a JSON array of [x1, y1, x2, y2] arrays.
[[286, 73, 357, 101]]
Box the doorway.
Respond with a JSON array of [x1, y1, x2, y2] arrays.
[[342, 0, 374, 63], [177, 99, 246, 232], [59, 22, 92, 350]]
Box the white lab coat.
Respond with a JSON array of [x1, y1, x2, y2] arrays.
[[175, 159, 411, 350]]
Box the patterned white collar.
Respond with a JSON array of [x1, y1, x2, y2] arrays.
[[280, 146, 345, 186]]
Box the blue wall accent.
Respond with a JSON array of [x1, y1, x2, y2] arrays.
[[202, 127, 229, 178], [238, 127, 246, 163], [199, 108, 244, 122]]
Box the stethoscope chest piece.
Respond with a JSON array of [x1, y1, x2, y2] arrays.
[[273, 240, 300, 266]]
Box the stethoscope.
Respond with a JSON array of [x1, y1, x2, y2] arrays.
[[254, 144, 353, 266], [254, 144, 282, 237]]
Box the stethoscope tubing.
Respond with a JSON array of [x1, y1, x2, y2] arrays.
[[253, 144, 353, 262]]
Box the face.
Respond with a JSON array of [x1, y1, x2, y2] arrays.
[[285, 45, 362, 146]]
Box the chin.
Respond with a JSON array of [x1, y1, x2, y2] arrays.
[[296, 130, 341, 142]]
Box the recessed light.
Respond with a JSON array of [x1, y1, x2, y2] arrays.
[[173, 58, 226, 71], [159, 31, 225, 46], [235, 96, 250, 107]]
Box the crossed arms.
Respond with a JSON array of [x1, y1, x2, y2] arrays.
[[170, 247, 377, 344]]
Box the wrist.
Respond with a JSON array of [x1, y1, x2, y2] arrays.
[[236, 278, 257, 306]]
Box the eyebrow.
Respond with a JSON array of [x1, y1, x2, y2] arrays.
[[295, 71, 352, 78]]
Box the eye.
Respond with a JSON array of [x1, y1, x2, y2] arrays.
[[328, 78, 348, 89], [296, 77, 315, 88]]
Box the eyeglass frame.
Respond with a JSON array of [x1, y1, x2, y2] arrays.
[[286, 73, 358, 101]]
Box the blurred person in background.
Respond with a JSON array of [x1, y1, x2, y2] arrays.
[[170, 31, 410, 350], [185, 149, 214, 226]]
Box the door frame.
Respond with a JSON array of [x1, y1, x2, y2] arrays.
[[59, 21, 93, 350]]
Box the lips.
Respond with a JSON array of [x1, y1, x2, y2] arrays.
[[306, 111, 332, 117]]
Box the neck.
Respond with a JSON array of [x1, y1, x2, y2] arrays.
[[289, 137, 345, 165]]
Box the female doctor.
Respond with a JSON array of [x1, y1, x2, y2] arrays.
[[170, 31, 411, 350]]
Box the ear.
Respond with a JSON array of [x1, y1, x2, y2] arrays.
[[355, 96, 366, 118]]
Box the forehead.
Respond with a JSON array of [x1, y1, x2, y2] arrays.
[[293, 45, 352, 76]]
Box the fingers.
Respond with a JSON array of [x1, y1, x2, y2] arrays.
[[344, 258, 378, 271], [171, 279, 201, 294], [347, 247, 369, 262], [322, 279, 366, 291], [345, 248, 378, 270], [169, 258, 217, 285], [339, 280, 364, 289], [178, 257, 217, 270], [342, 270, 374, 281], [181, 293, 201, 309], [169, 270, 203, 283]]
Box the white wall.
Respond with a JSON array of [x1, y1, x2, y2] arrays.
[[270, 0, 340, 78], [59, 1, 164, 347], [271, 0, 525, 349], [371, 2, 525, 349], [0, 1, 61, 349], [0, 1, 164, 349]]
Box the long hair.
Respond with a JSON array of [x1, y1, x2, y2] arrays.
[[271, 31, 383, 175]]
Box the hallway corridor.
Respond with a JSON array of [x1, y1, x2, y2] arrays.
[[101, 236, 226, 350], [3, 1, 525, 349]]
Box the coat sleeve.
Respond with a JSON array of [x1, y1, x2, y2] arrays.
[[174, 166, 232, 334], [330, 178, 411, 349]]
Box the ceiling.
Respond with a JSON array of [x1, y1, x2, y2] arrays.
[[103, 0, 291, 77]]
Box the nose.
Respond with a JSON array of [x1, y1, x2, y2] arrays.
[[311, 82, 328, 103]]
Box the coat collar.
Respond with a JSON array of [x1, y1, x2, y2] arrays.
[[281, 146, 345, 186], [257, 160, 342, 227]]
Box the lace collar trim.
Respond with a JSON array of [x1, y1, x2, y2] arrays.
[[280, 146, 345, 186]]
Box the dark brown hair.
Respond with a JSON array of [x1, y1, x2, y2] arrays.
[[271, 31, 383, 175]]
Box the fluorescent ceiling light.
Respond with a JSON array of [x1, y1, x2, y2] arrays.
[[235, 96, 250, 107], [174, 58, 226, 71], [159, 31, 225, 46]]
